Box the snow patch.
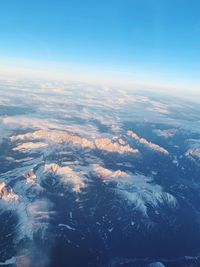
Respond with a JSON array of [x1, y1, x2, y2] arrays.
[[127, 130, 169, 155]]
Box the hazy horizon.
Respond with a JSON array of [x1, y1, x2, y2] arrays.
[[0, 0, 199, 95]]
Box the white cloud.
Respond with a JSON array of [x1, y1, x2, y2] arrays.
[[148, 100, 170, 114], [154, 128, 177, 138]]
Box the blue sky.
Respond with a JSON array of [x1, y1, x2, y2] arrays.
[[0, 0, 199, 89]]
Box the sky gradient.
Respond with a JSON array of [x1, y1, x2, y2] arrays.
[[0, 0, 199, 90]]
